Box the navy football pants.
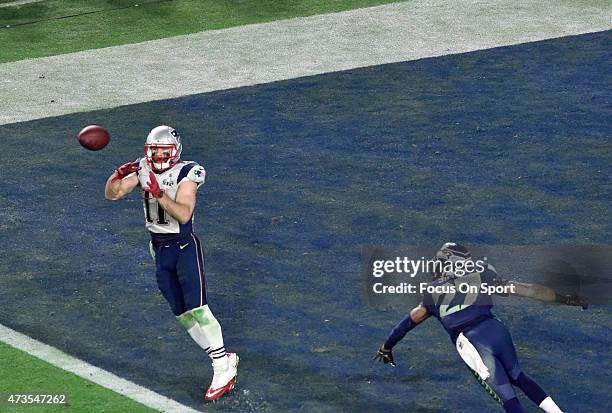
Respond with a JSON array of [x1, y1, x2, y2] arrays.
[[462, 318, 547, 412], [152, 233, 207, 316], [463, 317, 522, 403]]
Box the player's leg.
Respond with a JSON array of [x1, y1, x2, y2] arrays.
[[176, 310, 213, 354], [191, 304, 239, 401], [176, 234, 227, 361], [149, 242, 215, 352], [461, 348, 526, 412], [491, 319, 565, 413], [152, 239, 213, 356], [152, 241, 217, 354], [176, 234, 237, 400], [190, 306, 228, 362], [459, 321, 526, 412], [152, 241, 187, 316], [512, 374, 564, 413]]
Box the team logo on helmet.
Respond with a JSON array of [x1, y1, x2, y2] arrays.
[[432, 242, 472, 280]]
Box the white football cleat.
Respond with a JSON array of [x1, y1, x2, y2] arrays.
[[205, 353, 239, 401]]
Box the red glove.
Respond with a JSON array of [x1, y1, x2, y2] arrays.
[[145, 171, 163, 198], [112, 161, 140, 182]]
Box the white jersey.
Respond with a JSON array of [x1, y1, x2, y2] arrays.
[[136, 158, 206, 237]]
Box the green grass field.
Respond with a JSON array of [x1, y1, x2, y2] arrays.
[[0, 0, 401, 63], [0, 342, 155, 412]]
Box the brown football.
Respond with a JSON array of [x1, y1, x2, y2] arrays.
[[78, 125, 110, 151]]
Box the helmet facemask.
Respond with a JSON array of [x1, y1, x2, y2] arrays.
[[144, 125, 182, 172], [145, 144, 180, 172]]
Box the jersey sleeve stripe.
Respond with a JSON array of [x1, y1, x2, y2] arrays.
[[177, 162, 196, 183]]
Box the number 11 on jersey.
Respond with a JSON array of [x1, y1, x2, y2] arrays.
[[144, 191, 168, 225]]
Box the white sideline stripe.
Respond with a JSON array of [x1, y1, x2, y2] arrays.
[[0, 0, 46, 8], [1, 0, 611, 125], [0, 324, 200, 413]]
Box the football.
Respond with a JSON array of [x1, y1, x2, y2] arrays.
[[78, 125, 110, 151]]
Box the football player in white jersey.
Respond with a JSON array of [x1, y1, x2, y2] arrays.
[[104, 125, 238, 401]]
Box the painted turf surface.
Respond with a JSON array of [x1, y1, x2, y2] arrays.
[[1, 30, 610, 412]]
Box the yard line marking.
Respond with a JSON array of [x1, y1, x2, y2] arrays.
[[0, 0, 47, 8], [0, 323, 201, 413]]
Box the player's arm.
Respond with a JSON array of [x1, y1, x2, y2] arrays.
[[157, 181, 197, 225], [504, 279, 587, 309], [105, 162, 140, 200], [374, 305, 430, 366], [146, 171, 196, 225]]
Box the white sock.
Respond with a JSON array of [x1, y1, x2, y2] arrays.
[[539, 396, 564, 413], [191, 305, 227, 366], [186, 324, 212, 354]]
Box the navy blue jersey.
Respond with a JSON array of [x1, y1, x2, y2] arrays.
[[423, 265, 504, 335]]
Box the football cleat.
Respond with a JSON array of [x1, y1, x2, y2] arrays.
[[205, 353, 239, 401]]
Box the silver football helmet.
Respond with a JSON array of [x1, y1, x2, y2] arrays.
[[144, 125, 182, 172]]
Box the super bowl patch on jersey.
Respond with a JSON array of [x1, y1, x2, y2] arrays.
[[188, 165, 206, 184]]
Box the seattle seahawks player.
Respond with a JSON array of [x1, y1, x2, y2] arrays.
[[104, 125, 238, 401], [374, 243, 587, 413]]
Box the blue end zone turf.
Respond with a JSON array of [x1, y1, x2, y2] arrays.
[[0, 31, 610, 412]]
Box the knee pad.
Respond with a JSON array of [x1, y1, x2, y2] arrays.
[[176, 311, 196, 330]]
